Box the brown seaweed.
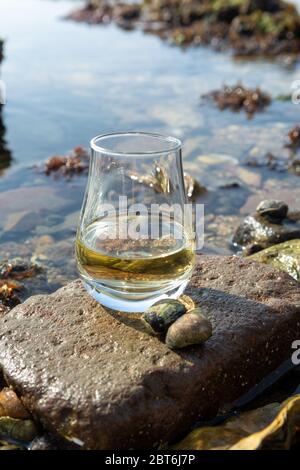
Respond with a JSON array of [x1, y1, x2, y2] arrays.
[[203, 82, 271, 118], [0, 260, 42, 310], [287, 125, 300, 149], [44, 146, 89, 177]]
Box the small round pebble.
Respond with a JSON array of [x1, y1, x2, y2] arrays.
[[142, 299, 186, 333], [165, 308, 212, 349]]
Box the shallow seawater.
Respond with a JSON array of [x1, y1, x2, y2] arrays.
[[1, 0, 300, 292], [1, 0, 300, 448]]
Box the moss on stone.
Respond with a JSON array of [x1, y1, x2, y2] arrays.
[[249, 239, 300, 281]]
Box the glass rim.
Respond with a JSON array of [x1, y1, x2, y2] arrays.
[[90, 131, 182, 157]]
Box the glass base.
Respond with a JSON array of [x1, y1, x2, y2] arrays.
[[82, 280, 189, 313]]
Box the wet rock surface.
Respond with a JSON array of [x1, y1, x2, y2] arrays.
[[249, 239, 300, 281], [0, 255, 299, 449], [29, 433, 78, 451], [233, 199, 300, 252]]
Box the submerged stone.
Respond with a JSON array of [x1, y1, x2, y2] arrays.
[[0, 256, 299, 449], [233, 214, 300, 249], [248, 239, 300, 282]]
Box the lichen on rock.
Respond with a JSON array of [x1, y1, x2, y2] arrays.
[[248, 239, 300, 281]]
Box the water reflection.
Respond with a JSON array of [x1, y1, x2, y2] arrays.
[[0, 0, 299, 280], [0, 107, 12, 174]]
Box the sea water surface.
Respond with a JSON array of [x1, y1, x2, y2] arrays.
[[0, 0, 300, 286]]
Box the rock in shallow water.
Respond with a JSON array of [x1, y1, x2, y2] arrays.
[[256, 199, 288, 224], [204, 83, 271, 118], [0, 256, 300, 449], [233, 212, 300, 251]]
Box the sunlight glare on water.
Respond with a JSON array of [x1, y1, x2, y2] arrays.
[[0, 0, 300, 170]]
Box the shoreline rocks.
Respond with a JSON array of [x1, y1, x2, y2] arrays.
[[0, 259, 43, 311], [248, 239, 300, 281], [233, 199, 300, 253], [0, 255, 299, 449], [67, 0, 300, 58]]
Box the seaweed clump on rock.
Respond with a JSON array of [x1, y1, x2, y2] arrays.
[[150, 0, 300, 56], [0, 259, 42, 315], [44, 146, 89, 177], [68, 0, 141, 29], [68, 0, 300, 57], [203, 82, 271, 118], [285, 125, 300, 176]]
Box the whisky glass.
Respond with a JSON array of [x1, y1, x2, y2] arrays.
[[76, 132, 195, 312]]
